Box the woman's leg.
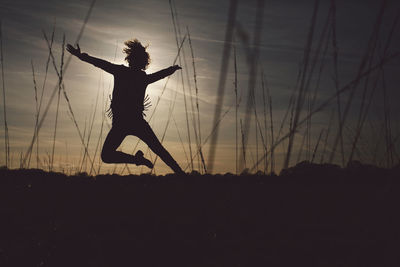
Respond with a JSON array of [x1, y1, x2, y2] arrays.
[[136, 121, 184, 174], [101, 127, 152, 168], [101, 127, 132, 163]]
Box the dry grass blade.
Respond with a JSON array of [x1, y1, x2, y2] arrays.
[[234, 45, 239, 174], [183, 105, 233, 172], [42, 31, 96, 175], [169, 0, 194, 171], [29, 60, 39, 168], [297, 7, 332, 163], [240, 119, 246, 170], [22, 0, 96, 167], [383, 70, 393, 166], [261, 69, 268, 173], [347, 6, 398, 165], [267, 82, 275, 173], [172, 1, 199, 170], [90, 92, 106, 175], [252, 84, 268, 172], [207, 0, 238, 173], [80, 70, 101, 173], [172, 116, 189, 164], [150, 83, 179, 170], [30, 20, 56, 169], [330, 0, 345, 165], [329, 0, 387, 165], [283, 0, 319, 169], [0, 20, 10, 167], [50, 34, 65, 172], [311, 129, 324, 163], [239, 0, 265, 172], [187, 26, 206, 173], [250, 52, 400, 172], [320, 107, 335, 163]]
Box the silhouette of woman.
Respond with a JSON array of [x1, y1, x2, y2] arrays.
[[66, 39, 184, 174]]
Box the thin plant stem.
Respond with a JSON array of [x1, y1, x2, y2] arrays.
[[23, 0, 96, 167], [50, 34, 65, 172], [0, 20, 10, 167], [169, 0, 194, 171], [187, 26, 207, 173]]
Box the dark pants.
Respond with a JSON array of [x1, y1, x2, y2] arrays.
[[101, 117, 182, 173]]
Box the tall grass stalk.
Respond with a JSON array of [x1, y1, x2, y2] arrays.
[[254, 109, 267, 172], [187, 26, 207, 173], [240, 119, 246, 170], [348, 6, 397, 165], [172, 116, 189, 164], [263, 73, 275, 173], [183, 105, 233, 172], [234, 45, 239, 174], [329, 0, 386, 165], [239, 0, 264, 172], [249, 51, 400, 172], [0, 20, 10, 167], [23, 1, 96, 166], [35, 20, 56, 170], [260, 70, 269, 173], [150, 81, 180, 170], [296, 128, 307, 163], [29, 60, 39, 168], [252, 86, 268, 173], [207, 0, 238, 173], [50, 34, 65, 172], [311, 129, 324, 163], [298, 6, 332, 163], [255, 113, 259, 171], [169, 0, 194, 171], [172, 2, 200, 171], [320, 108, 335, 163], [382, 70, 393, 167], [330, 0, 345, 165], [309, 16, 332, 161], [91, 91, 106, 175], [284, 0, 319, 169], [347, 29, 381, 163], [43, 31, 97, 175], [80, 69, 101, 172]]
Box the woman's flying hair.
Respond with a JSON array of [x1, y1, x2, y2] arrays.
[[123, 39, 150, 70]]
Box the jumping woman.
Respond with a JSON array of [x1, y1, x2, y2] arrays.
[[66, 39, 184, 174]]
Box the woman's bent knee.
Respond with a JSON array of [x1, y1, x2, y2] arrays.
[[101, 149, 113, 163]]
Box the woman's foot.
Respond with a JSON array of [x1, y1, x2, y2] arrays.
[[170, 162, 185, 175], [134, 150, 153, 169]]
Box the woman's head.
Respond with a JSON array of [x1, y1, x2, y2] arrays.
[[123, 39, 150, 70]]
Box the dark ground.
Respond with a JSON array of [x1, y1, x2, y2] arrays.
[[0, 162, 399, 267]]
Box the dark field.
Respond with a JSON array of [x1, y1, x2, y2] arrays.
[[1, 162, 399, 267]]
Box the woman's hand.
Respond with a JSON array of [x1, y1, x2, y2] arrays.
[[172, 65, 182, 71], [66, 44, 82, 57]]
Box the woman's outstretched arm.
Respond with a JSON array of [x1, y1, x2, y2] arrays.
[[146, 65, 182, 84], [66, 44, 119, 74]]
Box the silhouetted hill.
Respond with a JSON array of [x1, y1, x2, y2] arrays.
[[0, 163, 399, 266]]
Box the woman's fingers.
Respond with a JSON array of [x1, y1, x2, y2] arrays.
[[66, 44, 74, 53], [66, 46, 72, 53], [66, 43, 81, 56]]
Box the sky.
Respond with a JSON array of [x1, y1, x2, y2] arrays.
[[0, 0, 399, 175]]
